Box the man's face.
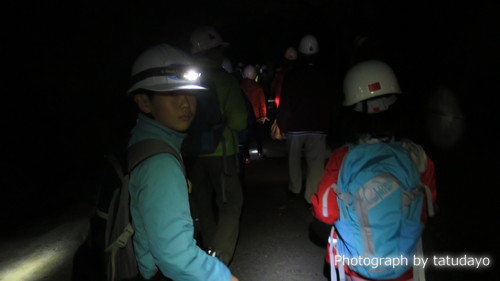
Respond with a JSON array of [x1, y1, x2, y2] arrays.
[[144, 90, 198, 131]]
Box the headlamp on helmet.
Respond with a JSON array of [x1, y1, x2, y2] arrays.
[[130, 65, 200, 85], [127, 44, 207, 95], [128, 66, 205, 95], [183, 69, 201, 81]]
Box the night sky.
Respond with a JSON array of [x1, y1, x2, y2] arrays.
[[5, 0, 500, 250]]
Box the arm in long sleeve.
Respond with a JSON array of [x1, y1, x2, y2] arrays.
[[131, 154, 230, 281], [223, 75, 248, 132], [311, 146, 349, 224], [276, 70, 298, 133], [420, 156, 438, 221], [257, 85, 267, 118]]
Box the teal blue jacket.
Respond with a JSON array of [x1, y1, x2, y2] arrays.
[[128, 114, 230, 281]]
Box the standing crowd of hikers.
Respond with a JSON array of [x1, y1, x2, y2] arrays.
[[73, 25, 438, 281]]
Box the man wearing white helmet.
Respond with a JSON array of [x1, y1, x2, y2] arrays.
[[126, 43, 239, 281], [276, 34, 338, 207], [311, 60, 437, 281], [187, 25, 247, 266]]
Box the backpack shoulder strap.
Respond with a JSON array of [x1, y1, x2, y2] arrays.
[[127, 139, 185, 175], [105, 139, 184, 281], [400, 139, 427, 173]]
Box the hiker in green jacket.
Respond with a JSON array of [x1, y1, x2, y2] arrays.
[[187, 25, 248, 266]]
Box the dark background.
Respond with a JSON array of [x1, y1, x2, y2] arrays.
[[3, 1, 499, 276]]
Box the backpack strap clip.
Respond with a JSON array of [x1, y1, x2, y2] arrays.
[[422, 184, 435, 217]]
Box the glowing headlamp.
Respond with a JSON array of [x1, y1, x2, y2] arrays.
[[130, 65, 202, 87], [182, 69, 201, 81]]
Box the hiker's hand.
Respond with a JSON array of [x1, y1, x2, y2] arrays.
[[230, 275, 239, 281], [258, 116, 270, 124], [187, 179, 192, 193]]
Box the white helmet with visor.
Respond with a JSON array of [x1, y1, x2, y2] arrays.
[[127, 44, 206, 95]]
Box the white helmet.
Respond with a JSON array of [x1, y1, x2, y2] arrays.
[[284, 47, 298, 60], [298, 34, 319, 55], [343, 60, 402, 112], [127, 44, 206, 95], [190, 26, 228, 54], [221, 57, 233, 73], [242, 64, 257, 80]]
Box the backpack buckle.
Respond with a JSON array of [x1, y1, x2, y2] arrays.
[[116, 224, 135, 248]]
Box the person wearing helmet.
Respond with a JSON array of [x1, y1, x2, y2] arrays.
[[271, 46, 298, 108], [311, 60, 437, 281], [187, 25, 247, 266], [240, 64, 269, 163], [126, 43, 239, 281], [221, 56, 234, 74], [276, 34, 339, 207]]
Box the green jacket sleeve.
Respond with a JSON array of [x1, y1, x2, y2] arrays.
[[220, 72, 247, 132], [205, 71, 248, 156]]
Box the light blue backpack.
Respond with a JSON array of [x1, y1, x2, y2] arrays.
[[330, 141, 433, 281]]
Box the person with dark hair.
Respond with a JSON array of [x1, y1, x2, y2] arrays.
[[312, 60, 437, 281], [126, 43, 239, 281]]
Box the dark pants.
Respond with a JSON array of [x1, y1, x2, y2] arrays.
[[254, 121, 265, 154], [239, 120, 265, 159], [189, 154, 244, 265]]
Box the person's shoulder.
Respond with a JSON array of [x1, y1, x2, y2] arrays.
[[135, 153, 183, 176], [220, 69, 239, 81], [209, 67, 238, 83], [333, 145, 350, 158], [399, 139, 429, 173]]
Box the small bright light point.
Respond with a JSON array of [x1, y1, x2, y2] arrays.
[[183, 70, 201, 81]]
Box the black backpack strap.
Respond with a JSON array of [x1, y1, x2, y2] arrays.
[[127, 139, 185, 175]]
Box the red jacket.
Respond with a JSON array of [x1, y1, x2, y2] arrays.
[[240, 78, 267, 119], [311, 142, 437, 281]]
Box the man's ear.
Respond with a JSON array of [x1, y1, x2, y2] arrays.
[[133, 94, 153, 113]]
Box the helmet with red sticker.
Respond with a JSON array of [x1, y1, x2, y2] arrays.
[[343, 60, 402, 113]]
